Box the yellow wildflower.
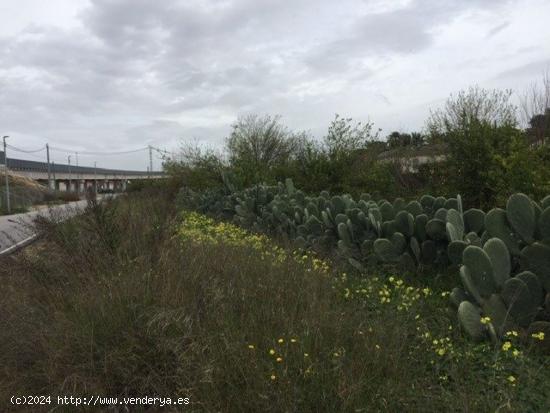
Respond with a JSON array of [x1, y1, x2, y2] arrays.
[[480, 316, 491, 325], [269, 349, 276, 355], [278, 338, 284, 344], [276, 357, 283, 362], [502, 341, 512, 351], [248, 344, 255, 349], [531, 332, 545, 341]]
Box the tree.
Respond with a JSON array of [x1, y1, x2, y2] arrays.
[[426, 87, 520, 208], [427, 86, 517, 140], [410, 132, 425, 147], [164, 141, 227, 191], [323, 114, 379, 160], [520, 71, 550, 145], [226, 114, 298, 185], [318, 114, 381, 193], [387, 131, 406, 148]]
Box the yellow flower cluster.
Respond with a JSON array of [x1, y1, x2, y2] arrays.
[[500, 339, 521, 357], [337, 275, 431, 315], [293, 251, 331, 274], [246, 335, 307, 382], [427, 336, 454, 357], [531, 331, 545, 341], [179, 212, 271, 248], [179, 211, 331, 274]]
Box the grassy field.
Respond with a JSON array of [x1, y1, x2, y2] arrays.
[[1, 189, 549, 412]]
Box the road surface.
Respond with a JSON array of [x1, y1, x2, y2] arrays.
[[0, 197, 112, 255]]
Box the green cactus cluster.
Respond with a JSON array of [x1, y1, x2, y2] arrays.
[[183, 178, 491, 271], [452, 193, 550, 343], [183, 181, 550, 345]]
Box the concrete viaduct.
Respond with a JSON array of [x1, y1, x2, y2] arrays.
[[1, 151, 164, 192]]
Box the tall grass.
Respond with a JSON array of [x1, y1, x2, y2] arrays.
[[0, 188, 548, 412]]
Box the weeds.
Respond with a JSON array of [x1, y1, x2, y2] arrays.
[[0, 189, 548, 412]]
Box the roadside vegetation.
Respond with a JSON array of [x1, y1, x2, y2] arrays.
[[1, 79, 550, 412], [1, 189, 549, 411]]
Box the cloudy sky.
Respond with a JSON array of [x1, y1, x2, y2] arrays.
[[1, 0, 549, 170]]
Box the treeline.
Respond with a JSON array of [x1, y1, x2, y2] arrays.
[[164, 82, 550, 209]]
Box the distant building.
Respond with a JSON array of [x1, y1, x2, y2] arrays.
[[377, 144, 447, 172]]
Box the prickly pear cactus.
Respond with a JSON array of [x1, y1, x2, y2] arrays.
[[373, 238, 401, 263], [485, 208, 521, 255], [483, 238, 510, 290], [446, 209, 465, 242], [458, 301, 486, 341], [506, 193, 536, 244], [463, 246, 498, 297], [463, 208, 485, 235]]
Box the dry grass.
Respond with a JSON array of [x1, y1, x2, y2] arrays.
[[0, 188, 548, 412]]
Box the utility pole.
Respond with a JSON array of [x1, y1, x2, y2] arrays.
[[75, 151, 79, 194], [148, 145, 153, 179], [46, 143, 52, 191], [52, 160, 57, 190], [94, 161, 98, 195], [2, 136, 10, 214], [68, 155, 72, 192]]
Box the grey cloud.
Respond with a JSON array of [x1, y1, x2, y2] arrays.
[[304, 0, 515, 75], [493, 59, 550, 81], [0, 0, 546, 169], [486, 21, 510, 38]]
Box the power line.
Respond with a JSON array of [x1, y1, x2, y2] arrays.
[[151, 146, 171, 155], [49, 146, 149, 156], [6, 143, 46, 153], [4, 150, 47, 161], [3, 141, 175, 174]]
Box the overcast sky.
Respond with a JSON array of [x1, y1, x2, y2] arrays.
[[1, 0, 549, 170]]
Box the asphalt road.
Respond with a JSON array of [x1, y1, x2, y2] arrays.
[[0, 197, 112, 255]]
